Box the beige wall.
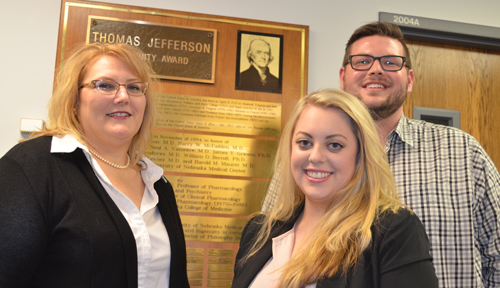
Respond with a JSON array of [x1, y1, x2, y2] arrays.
[[2, 0, 500, 157]]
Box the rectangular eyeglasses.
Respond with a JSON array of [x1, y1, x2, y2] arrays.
[[348, 55, 407, 71], [79, 79, 148, 96]]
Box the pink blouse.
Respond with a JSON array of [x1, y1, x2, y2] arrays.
[[248, 224, 316, 288]]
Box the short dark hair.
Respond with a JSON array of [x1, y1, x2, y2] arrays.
[[342, 22, 412, 70]]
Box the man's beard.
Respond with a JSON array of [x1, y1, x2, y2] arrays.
[[343, 82, 408, 121], [366, 90, 406, 121]]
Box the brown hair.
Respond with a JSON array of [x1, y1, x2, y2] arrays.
[[342, 22, 412, 70], [32, 42, 157, 169]]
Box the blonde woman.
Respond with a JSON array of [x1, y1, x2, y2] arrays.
[[0, 43, 188, 287], [232, 89, 437, 288]]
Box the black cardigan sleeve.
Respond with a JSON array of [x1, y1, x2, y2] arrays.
[[0, 155, 48, 287]]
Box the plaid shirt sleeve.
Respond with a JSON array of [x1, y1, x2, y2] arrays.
[[390, 116, 500, 288], [261, 167, 279, 213], [471, 141, 500, 287]]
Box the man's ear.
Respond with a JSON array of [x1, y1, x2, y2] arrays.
[[339, 66, 346, 90], [407, 69, 415, 94]]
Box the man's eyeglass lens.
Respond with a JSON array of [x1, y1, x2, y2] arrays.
[[349, 55, 406, 71]]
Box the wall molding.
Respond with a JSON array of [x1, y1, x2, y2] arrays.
[[379, 12, 500, 51]]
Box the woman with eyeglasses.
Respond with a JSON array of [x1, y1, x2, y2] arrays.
[[0, 43, 189, 288], [232, 89, 437, 288]]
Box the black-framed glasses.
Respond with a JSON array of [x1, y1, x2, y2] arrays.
[[348, 55, 407, 71], [80, 79, 148, 96]]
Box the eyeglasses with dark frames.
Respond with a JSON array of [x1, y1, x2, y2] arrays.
[[79, 79, 148, 96], [348, 55, 407, 71]]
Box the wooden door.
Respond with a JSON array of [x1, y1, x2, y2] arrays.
[[404, 41, 500, 170]]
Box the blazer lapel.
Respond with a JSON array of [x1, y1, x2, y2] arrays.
[[234, 202, 305, 287], [234, 236, 274, 287], [316, 277, 346, 288], [155, 177, 189, 287]]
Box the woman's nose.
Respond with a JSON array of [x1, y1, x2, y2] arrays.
[[309, 145, 326, 163], [113, 86, 130, 104]]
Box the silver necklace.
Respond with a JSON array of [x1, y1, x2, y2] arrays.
[[88, 148, 130, 169]]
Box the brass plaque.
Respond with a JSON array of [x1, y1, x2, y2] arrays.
[[187, 271, 204, 278], [186, 248, 205, 256], [169, 175, 267, 215], [187, 264, 204, 271], [87, 16, 216, 83], [149, 132, 277, 178], [208, 257, 233, 265], [208, 265, 233, 272], [182, 215, 248, 243], [207, 280, 232, 287], [189, 279, 204, 287], [187, 256, 204, 263], [208, 249, 234, 257], [155, 94, 281, 137], [207, 272, 233, 279]]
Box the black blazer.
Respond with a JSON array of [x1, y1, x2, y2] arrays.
[[0, 136, 189, 288], [233, 204, 438, 288]]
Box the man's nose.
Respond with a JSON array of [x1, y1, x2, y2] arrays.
[[368, 59, 384, 74]]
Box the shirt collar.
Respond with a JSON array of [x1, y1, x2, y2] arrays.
[[139, 158, 164, 213], [51, 134, 164, 185], [140, 157, 164, 185], [385, 114, 415, 149], [51, 134, 88, 153]]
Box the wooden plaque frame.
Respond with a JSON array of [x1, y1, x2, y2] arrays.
[[56, 1, 308, 287]]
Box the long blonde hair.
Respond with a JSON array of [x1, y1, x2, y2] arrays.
[[32, 43, 157, 168], [242, 89, 405, 287]]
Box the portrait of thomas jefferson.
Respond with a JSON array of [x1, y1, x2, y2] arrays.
[[237, 35, 282, 93]]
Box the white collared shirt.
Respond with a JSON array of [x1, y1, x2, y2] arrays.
[[51, 135, 171, 288]]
